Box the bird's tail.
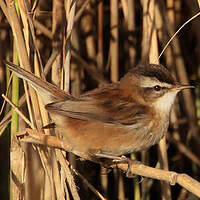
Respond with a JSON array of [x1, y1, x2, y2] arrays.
[[5, 61, 69, 105]]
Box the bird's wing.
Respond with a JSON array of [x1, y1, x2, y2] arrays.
[[45, 84, 147, 125]]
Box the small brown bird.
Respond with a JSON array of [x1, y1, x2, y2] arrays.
[[5, 61, 193, 162]]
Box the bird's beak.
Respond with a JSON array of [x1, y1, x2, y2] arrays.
[[171, 84, 195, 92]]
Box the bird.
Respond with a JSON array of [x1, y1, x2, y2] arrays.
[[5, 61, 194, 163]]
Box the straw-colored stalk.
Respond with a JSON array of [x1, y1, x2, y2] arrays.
[[110, 0, 119, 82]]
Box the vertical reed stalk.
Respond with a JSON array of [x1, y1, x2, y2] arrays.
[[110, 0, 119, 82]]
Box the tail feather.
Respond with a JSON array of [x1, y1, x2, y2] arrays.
[[5, 61, 69, 104]]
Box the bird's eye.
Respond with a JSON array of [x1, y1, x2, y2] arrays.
[[154, 85, 161, 91]]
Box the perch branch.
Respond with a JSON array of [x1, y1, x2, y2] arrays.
[[110, 161, 200, 198]]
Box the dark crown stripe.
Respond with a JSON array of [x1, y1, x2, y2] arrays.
[[129, 64, 175, 85]]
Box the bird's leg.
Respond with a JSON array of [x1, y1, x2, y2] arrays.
[[97, 156, 141, 179], [94, 152, 125, 160]]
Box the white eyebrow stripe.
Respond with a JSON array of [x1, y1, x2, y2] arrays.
[[139, 76, 172, 88]]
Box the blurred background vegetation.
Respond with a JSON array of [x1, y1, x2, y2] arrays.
[[0, 0, 200, 199]]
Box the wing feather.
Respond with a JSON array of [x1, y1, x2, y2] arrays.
[[45, 83, 147, 125]]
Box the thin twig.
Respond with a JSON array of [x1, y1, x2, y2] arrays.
[[74, 0, 91, 22], [2, 94, 33, 129], [55, 150, 80, 200], [71, 166, 106, 200], [159, 11, 200, 59]]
